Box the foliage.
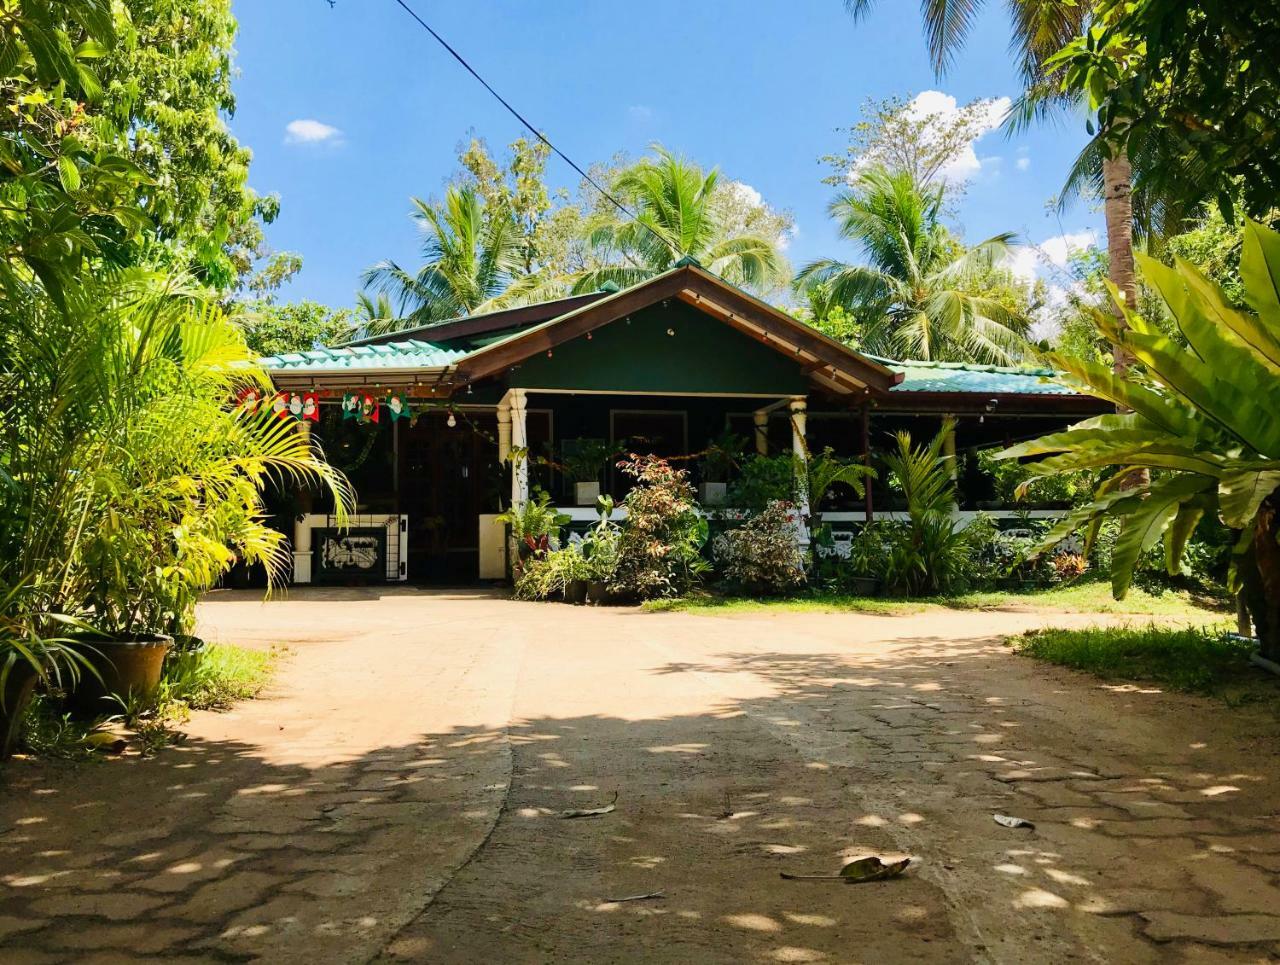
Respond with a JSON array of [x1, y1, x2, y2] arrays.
[[497, 488, 570, 546], [159, 642, 274, 710], [1013, 624, 1264, 697], [876, 420, 972, 596], [610, 455, 708, 600], [362, 186, 524, 331], [1048, 0, 1280, 225], [237, 300, 354, 357], [713, 501, 805, 595], [975, 448, 1091, 507], [513, 544, 590, 601], [820, 93, 1009, 192], [999, 220, 1280, 659], [573, 146, 790, 296], [796, 167, 1030, 364], [727, 453, 797, 514], [806, 448, 873, 516], [581, 497, 622, 583], [561, 439, 618, 484], [700, 430, 748, 484], [0, 0, 272, 295], [0, 271, 353, 641]]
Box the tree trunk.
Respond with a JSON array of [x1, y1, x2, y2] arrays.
[[1248, 494, 1280, 662], [1103, 151, 1137, 373]]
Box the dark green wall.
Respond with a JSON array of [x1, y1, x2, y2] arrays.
[[508, 301, 809, 395]]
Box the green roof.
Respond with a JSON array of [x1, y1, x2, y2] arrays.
[[261, 339, 469, 373], [884, 358, 1075, 395]]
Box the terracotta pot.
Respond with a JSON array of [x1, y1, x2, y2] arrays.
[[71, 636, 172, 716], [1, 662, 40, 761]]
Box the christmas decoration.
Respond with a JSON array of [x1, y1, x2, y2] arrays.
[[235, 387, 263, 413], [385, 392, 412, 421], [301, 392, 319, 422], [270, 393, 289, 420], [360, 393, 380, 424], [342, 393, 361, 420]]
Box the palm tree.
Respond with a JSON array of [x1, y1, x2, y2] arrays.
[[795, 168, 1028, 364], [362, 186, 524, 330], [349, 292, 398, 340], [841, 2, 1142, 365], [572, 147, 789, 295]]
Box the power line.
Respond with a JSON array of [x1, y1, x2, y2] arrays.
[[390, 0, 684, 262]]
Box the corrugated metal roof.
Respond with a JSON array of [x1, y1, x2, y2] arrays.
[[260, 339, 469, 373], [884, 358, 1076, 395]]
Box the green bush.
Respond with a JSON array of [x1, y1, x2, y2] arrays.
[[714, 501, 806, 595], [610, 456, 709, 600]]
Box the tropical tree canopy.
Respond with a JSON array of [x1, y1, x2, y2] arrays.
[[572, 147, 790, 295], [999, 219, 1280, 659], [362, 186, 525, 329], [795, 168, 1029, 364]]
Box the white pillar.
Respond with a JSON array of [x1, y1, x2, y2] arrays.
[[789, 396, 810, 550], [293, 421, 314, 584], [497, 400, 512, 464], [753, 409, 769, 455], [509, 389, 529, 511], [942, 415, 958, 509]]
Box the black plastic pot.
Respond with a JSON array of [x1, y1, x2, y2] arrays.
[[586, 581, 610, 605], [1, 663, 39, 761], [71, 636, 172, 716], [564, 580, 589, 605], [846, 576, 881, 596]]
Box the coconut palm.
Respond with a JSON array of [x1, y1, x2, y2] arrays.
[[349, 291, 399, 340], [842, 2, 1143, 365], [795, 168, 1028, 364], [362, 186, 524, 330], [572, 147, 788, 295]]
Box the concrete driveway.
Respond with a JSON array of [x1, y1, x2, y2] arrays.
[[2, 588, 1279, 963]]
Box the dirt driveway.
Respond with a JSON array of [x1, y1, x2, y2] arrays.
[[2, 589, 1279, 964]]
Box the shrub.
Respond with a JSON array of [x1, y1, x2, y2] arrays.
[[610, 455, 709, 600], [513, 545, 590, 600], [714, 501, 806, 595], [727, 453, 797, 513]]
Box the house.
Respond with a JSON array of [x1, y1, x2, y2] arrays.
[[261, 262, 1106, 584]]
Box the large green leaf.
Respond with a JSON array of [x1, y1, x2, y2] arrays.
[[1164, 497, 1209, 577], [1111, 476, 1214, 598], [1218, 469, 1280, 529], [1237, 219, 1280, 370]]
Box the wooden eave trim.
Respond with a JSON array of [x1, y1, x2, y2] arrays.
[[453, 269, 691, 383]]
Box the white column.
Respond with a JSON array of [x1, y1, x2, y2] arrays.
[[509, 389, 529, 511], [789, 396, 810, 550], [753, 409, 769, 456], [293, 421, 314, 584], [942, 415, 958, 509], [496, 400, 512, 464]]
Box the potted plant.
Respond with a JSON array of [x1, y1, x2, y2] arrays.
[[562, 439, 617, 507], [842, 524, 885, 596], [556, 548, 592, 605], [699, 431, 746, 507], [496, 488, 571, 567], [582, 496, 622, 603]]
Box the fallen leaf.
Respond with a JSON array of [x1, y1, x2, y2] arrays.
[[84, 732, 127, 755], [994, 813, 1036, 830], [559, 791, 618, 819], [781, 856, 912, 883]]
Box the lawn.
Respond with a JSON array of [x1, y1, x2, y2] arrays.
[[1009, 623, 1278, 707], [644, 581, 1229, 621]]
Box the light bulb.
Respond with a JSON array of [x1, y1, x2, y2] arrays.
[[447, 412, 457, 428]]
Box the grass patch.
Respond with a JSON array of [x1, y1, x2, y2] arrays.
[[644, 582, 1226, 621], [1011, 623, 1277, 704], [17, 642, 277, 760]]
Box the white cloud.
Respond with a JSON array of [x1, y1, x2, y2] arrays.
[[906, 90, 1011, 184], [1006, 229, 1098, 283], [1003, 229, 1100, 341], [727, 181, 763, 208], [285, 119, 343, 145], [1016, 156, 1031, 172]]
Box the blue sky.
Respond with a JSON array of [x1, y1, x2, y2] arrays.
[[230, 1, 1102, 315]]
